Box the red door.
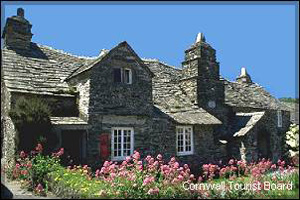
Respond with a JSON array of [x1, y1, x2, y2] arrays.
[[99, 134, 110, 160]]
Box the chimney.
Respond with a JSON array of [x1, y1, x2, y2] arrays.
[[195, 32, 206, 44], [236, 67, 253, 84], [2, 8, 33, 50]]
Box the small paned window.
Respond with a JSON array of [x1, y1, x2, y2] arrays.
[[176, 126, 194, 156]]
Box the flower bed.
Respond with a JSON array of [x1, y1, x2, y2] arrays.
[[47, 152, 299, 199], [6, 145, 299, 199]]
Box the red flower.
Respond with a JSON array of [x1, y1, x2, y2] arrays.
[[21, 170, 28, 175]]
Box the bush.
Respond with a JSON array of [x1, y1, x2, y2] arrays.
[[286, 124, 299, 165], [10, 143, 63, 196], [9, 96, 56, 153]]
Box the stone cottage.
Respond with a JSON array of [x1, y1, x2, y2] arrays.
[[1, 8, 291, 168]]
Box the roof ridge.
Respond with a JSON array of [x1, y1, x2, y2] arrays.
[[142, 58, 179, 70], [36, 43, 98, 60]]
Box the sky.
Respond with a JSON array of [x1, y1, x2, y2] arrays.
[[2, 2, 298, 99]]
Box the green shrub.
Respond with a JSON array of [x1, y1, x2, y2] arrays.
[[9, 96, 55, 153]]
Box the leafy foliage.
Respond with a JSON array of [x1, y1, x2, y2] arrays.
[[9, 96, 55, 153], [279, 97, 299, 103]]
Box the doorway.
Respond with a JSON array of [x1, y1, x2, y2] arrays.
[[257, 129, 271, 159], [61, 130, 85, 164]]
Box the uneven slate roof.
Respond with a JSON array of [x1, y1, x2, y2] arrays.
[[232, 112, 265, 137], [224, 80, 286, 110], [1, 42, 96, 96], [67, 49, 109, 80], [145, 59, 221, 125]]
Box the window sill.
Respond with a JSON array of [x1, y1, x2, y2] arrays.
[[111, 156, 126, 161], [177, 152, 194, 156]]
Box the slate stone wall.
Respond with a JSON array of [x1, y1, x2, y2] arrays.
[[229, 109, 291, 162], [68, 72, 91, 121], [177, 125, 227, 172], [88, 45, 153, 116], [1, 82, 17, 169]]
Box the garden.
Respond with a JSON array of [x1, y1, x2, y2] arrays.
[[4, 141, 299, 199]]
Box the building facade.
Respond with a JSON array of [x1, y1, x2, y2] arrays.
[[1, 9, 291, 168]]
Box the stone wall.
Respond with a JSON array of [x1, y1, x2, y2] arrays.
[[229, 109, 291, 162], [88, 44, 153, 116], [1, 82, 17, 169], [68, 72, 91, 121]]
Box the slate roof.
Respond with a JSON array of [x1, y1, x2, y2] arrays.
[[144, 59, 222, 125], [232, 112, 265, 137], [1, 43, 96, 97], [224, 79, 286, 110]]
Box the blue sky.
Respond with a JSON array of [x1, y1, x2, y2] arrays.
[[2, 2, 298, 98]]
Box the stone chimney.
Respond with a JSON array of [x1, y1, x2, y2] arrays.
[[195, 32, 206, 44], [2, 8, 33, 50], [236, 67, 253, 84]]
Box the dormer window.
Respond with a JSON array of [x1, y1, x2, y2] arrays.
[[277, 110, 282, 127], [113, 68, 132, 84]]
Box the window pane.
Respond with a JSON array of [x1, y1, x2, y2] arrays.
[[124, 69, 131, 84], [113, 68, 122, 83]]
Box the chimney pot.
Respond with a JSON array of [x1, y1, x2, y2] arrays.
[[17, 8, 24, 18]]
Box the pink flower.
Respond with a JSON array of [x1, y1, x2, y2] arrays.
[[133, 151, 140, 160], [143, 176, 155, 186], [147, 187, 159, 195], [35, 143, 43, 153], [19, 151, 26, 159], [125, 156, 131, 163], [198, 176, 203, 183], [157, 154, 163, 160], [190, 174, 195, 181], [177, 175, 184, 181], [35, 183, 44, 193], [228, 159, 235, 165]]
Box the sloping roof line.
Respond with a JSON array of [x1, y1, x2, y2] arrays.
[[224, 79, 287, 111], [156, 106, 222, 125], [233, 112, 265, 137], [66, 41, 154, 81]]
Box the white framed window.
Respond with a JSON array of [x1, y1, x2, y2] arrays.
[[176, 126, 194, 156], [124, 68, 132, 84], [111, 127, 134, 160], [277, 110, 282, 127], [113, 68, 132, 84]]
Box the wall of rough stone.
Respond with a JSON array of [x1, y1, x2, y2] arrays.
[[1, 81, 17, 169], [68, 72, 91, 121], [177, 125, 227, 172], [88, 44, 153, 116], [228, 109, 291, 162], [75, 43, 154, 164]]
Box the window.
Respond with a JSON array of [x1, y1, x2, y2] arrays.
[[113, 68, 132, 84], [124, 69, 132, 84], [277, 110, 282, 127], [113, 68, 122, 83], [111, 127, 134, 160], [176, 126, 194, 156]]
